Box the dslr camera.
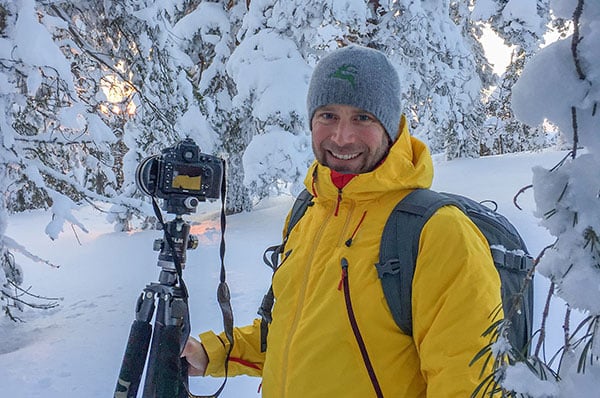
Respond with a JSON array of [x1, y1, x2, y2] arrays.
[[136, 138, 223, 214]]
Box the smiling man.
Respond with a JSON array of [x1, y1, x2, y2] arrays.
[[184, 45, 502, 397]]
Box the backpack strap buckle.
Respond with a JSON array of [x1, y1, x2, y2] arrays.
[[375, 258, 401, 278], [491, 247, 534, 271]]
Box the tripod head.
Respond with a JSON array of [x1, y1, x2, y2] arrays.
[[153, 215, 198, 273]]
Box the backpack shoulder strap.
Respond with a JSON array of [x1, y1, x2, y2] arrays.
[[375, 189, 460, 336], [286, 189, 314, 237], [262, 189, 314, 271]]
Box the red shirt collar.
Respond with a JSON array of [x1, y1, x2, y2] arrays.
[[330, 170, 358, 190]]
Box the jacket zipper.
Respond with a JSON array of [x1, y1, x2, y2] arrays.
[[339, 257, 384, 398]]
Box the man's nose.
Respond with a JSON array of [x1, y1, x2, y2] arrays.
[[330, 119, 355, 146]]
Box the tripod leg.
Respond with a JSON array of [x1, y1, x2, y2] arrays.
[[114, 320, 152, 397], [142, 313, 164, 397], [114, 292, 155, 398], [143, 291, 190, 398], [155, 325, 186, 398]]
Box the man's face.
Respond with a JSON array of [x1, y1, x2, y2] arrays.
[[311, 104, 391, 174]]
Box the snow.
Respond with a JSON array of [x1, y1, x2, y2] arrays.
[[1, 147, 588, 398], [551, 0, 580, 19], [227, 31, 311, 124], [511, 38, 591, 147], [242, 126, 312, 194], [502, 0, 541, 32], [502, 362, 560, 397], [13, 0, 74, 93], [472, 0, 497, 20]]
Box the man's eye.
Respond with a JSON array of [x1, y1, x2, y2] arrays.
[[356, 114, 372, 122]]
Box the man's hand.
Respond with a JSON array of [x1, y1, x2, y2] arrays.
[[182, 336, 209, 376]]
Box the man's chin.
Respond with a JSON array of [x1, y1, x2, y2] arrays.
[[332, 169, 357, 174], [326, 159, 362, 174]]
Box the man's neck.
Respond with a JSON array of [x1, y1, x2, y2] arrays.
[[330, 170, 358, 190]]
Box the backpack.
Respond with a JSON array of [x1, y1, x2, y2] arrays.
[[259, 188, 534, 354]]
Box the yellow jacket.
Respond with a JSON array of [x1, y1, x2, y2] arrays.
[[200, 117, 502, 397]]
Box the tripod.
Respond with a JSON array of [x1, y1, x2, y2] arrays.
[[114, 215, 196, 398]]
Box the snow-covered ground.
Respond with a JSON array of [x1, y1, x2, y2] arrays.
[[0, 148, 576, 397]]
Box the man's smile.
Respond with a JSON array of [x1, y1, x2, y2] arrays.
[[329, 150, 361, 160]]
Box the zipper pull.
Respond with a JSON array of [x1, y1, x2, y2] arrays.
[[338, 257, 349, 290], [345, 211, 367, 247], [334, 189, 342, 216]]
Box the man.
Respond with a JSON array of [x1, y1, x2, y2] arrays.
[[183, 45, 502, 397]]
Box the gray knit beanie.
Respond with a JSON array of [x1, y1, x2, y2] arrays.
[[307, 45, 402, 141]]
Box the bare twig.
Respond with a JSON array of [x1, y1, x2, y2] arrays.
[[570, 0, 586, 159], [70, 223, 83, 246], [535, 281, 555, 358], [564, 306, 572, 351], [571, 106, 579, 159], [8, 280, 62, 302], [513, 184, 533, 210], [571, 0, 586, 81], [532, 242, 558, 359]]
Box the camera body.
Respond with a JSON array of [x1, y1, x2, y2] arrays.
[[136, 138, 223, 214]]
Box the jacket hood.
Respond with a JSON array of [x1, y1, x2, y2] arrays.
[[304, 115, 434, 201]]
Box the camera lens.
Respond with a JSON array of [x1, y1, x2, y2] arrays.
[[135, 155, 160, 196], [184, 196, 199, 210]]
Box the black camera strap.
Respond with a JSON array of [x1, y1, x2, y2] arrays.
[[199, 162, 235, 398]]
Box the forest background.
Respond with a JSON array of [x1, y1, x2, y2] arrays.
[[1, 0, 599, 396]]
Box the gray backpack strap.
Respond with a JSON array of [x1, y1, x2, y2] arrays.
[[262, 189, 314, 271], [375, 189, 460, 336]]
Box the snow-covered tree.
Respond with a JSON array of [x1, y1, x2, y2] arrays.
[[479, 1, 600, 395], [473, 0, 553, 155], [47, 0, 218, 222], [0, 0, 112, 317], [230, 0, 352, 202], [172, 0, 254, 213], [371, 0, 485, 159], [451, 0, 497, 95], [1, 1, 118, 218]]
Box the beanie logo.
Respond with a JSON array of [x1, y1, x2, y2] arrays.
[[330, 64, 358, 88]]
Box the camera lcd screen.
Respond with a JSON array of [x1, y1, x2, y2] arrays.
[[172, 165, 202, 191]]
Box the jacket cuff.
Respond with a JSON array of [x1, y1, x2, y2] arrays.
[[199, 331, 230, 377]]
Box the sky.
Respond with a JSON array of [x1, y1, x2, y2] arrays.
[[480, 27, 513, 74], [0, 147, 586, 398]]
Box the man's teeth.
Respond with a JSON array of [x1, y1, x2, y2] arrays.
[[332, 152, 359, 160]]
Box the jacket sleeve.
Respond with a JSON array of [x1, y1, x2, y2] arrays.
[[199, 318, 265, 377], [411, 206, 502, 397], [199, 208, 295, 378]]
